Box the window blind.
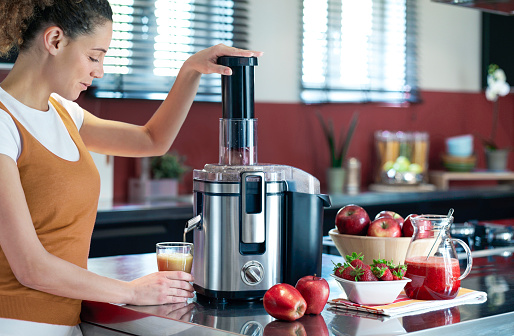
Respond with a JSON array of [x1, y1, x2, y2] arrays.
[[301, 0, 418, 104], [91, 0, 249, 101]]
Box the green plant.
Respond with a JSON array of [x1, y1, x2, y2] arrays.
[[150, 152, 189, 180], [316, 111, 359, 168]]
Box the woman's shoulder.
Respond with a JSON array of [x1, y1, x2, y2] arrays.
[[0, 108, 21, 163]]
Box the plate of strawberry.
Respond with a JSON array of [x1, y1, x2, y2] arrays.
[[331, 252, 411, 305]]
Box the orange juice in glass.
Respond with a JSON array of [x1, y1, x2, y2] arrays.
[[156, 242, 193, 273]]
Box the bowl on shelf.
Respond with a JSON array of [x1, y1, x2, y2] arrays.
[[328, 228, 412, 265], [441, 154, 476, 172], [446, 134, 474, 157], [330, 274, 411, 305]]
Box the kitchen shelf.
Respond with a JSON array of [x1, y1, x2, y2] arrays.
[[429, 170, 514, 190], [368, 183, 436, 193]]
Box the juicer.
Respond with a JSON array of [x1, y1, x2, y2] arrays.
[[187, 56, 330, 301]]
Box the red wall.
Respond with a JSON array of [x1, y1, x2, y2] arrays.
[[74, 91, 514, 202]]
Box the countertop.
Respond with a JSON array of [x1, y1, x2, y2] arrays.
[[80, 250, 514, 336]]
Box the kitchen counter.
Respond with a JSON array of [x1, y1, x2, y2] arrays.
[[80, 250, 514, 336]]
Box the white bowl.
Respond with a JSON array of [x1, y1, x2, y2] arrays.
[[330, 274, 411, 305]]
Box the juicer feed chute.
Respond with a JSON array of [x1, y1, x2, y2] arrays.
[[190, 56, 330, 301], [218, 56, 257, 166]]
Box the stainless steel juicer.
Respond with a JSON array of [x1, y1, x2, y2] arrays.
[[186, 56, 330, 301]]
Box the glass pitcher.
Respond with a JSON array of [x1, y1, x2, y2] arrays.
[[404, 214, 473, 300]]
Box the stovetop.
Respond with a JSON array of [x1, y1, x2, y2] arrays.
[[452, 220, 514, 251]]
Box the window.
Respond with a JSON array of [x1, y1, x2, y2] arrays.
[[92, 0, 249, 101], [301, 0, 418, 104]]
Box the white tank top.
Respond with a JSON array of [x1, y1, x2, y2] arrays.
[[0, 87, 84, 163], [0, 317, 83, 336]]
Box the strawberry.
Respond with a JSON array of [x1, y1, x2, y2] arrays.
[[340, 263, 378, 282], [371, 264, 393, 281], [332, 261, 346, 278], [358, 267, 379, 281], [391, 264, 407, 280], [340, 264, 363, 281], [345, 252, 371, 271], [371, 258, 394, 268]]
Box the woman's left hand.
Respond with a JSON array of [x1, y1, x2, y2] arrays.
[[183, 43, 263, 76]]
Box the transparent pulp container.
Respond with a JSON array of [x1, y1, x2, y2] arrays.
[[219, 118, 257, 166], [404, 215, 472, 300], [374, 131, 429, 184]]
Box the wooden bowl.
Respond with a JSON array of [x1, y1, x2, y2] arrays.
[[328, 228, 412, 265]]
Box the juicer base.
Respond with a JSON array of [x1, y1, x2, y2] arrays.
[[194, 284, 265, 302]]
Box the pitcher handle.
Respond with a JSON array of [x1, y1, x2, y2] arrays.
[[452, 238, 473, 280]]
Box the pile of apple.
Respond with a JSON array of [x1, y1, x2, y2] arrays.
[[335, 204, 432, 237], [263, 275, 330, 322]]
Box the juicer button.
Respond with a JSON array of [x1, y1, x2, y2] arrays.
[[241, 261, 264, 286]]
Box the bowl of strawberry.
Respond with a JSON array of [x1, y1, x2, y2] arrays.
[[331, 252, 411, 305]]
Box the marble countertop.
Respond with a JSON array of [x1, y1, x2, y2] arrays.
[[81, 251, 514, 336]]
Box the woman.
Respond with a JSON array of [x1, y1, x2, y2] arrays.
[[0, 1, 262, 335]]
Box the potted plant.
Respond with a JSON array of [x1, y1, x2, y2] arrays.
[[482, 64, 511, 171], [150, 152, 189, 180], [316, 111, 359, 193], [129, 152, 189, 202]]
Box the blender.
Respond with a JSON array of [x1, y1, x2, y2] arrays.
[[186, 56, 330, 301]]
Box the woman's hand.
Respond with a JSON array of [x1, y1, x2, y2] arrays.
[[183, 43, 263, 76], [80, 43, 263, 158], [127, 271, 195, 305]]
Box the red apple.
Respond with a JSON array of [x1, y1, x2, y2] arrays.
[[295, 275, 330, 315], [263, 320, 306, 336], [402, 214, 417, 237], [375, 210, 404, 228], [403, 214, 433, 238], [367, 217, 402, 237], [263, 283, 307, 321], [335, 204, 370, 235]]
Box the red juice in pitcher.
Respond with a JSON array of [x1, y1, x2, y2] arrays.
[[404, 256, 461, 300]]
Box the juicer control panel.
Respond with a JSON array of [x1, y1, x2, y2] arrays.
[[241, 261, 264, 285]]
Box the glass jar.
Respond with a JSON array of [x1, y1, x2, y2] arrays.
[[374, 131, 429, 184], [404, 215, 473, 300]]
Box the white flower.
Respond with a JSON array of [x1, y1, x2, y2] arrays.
[[486, 68, 510, 102], [494, 68, 507, 82]]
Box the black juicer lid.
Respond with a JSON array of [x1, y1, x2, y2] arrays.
[[218, 56, 258, 120], [218, 56, 258, 67]]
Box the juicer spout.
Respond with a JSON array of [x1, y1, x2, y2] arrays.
[[184, 215, 202, 236]]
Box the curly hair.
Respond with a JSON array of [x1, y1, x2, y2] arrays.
[[0, 0, 113, 57]]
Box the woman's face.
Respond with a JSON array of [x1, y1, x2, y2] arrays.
[[51, 21, 113, 101]]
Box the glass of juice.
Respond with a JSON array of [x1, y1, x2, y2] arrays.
[[403, 214, 472, 300], [156, 242, 194, 273]]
